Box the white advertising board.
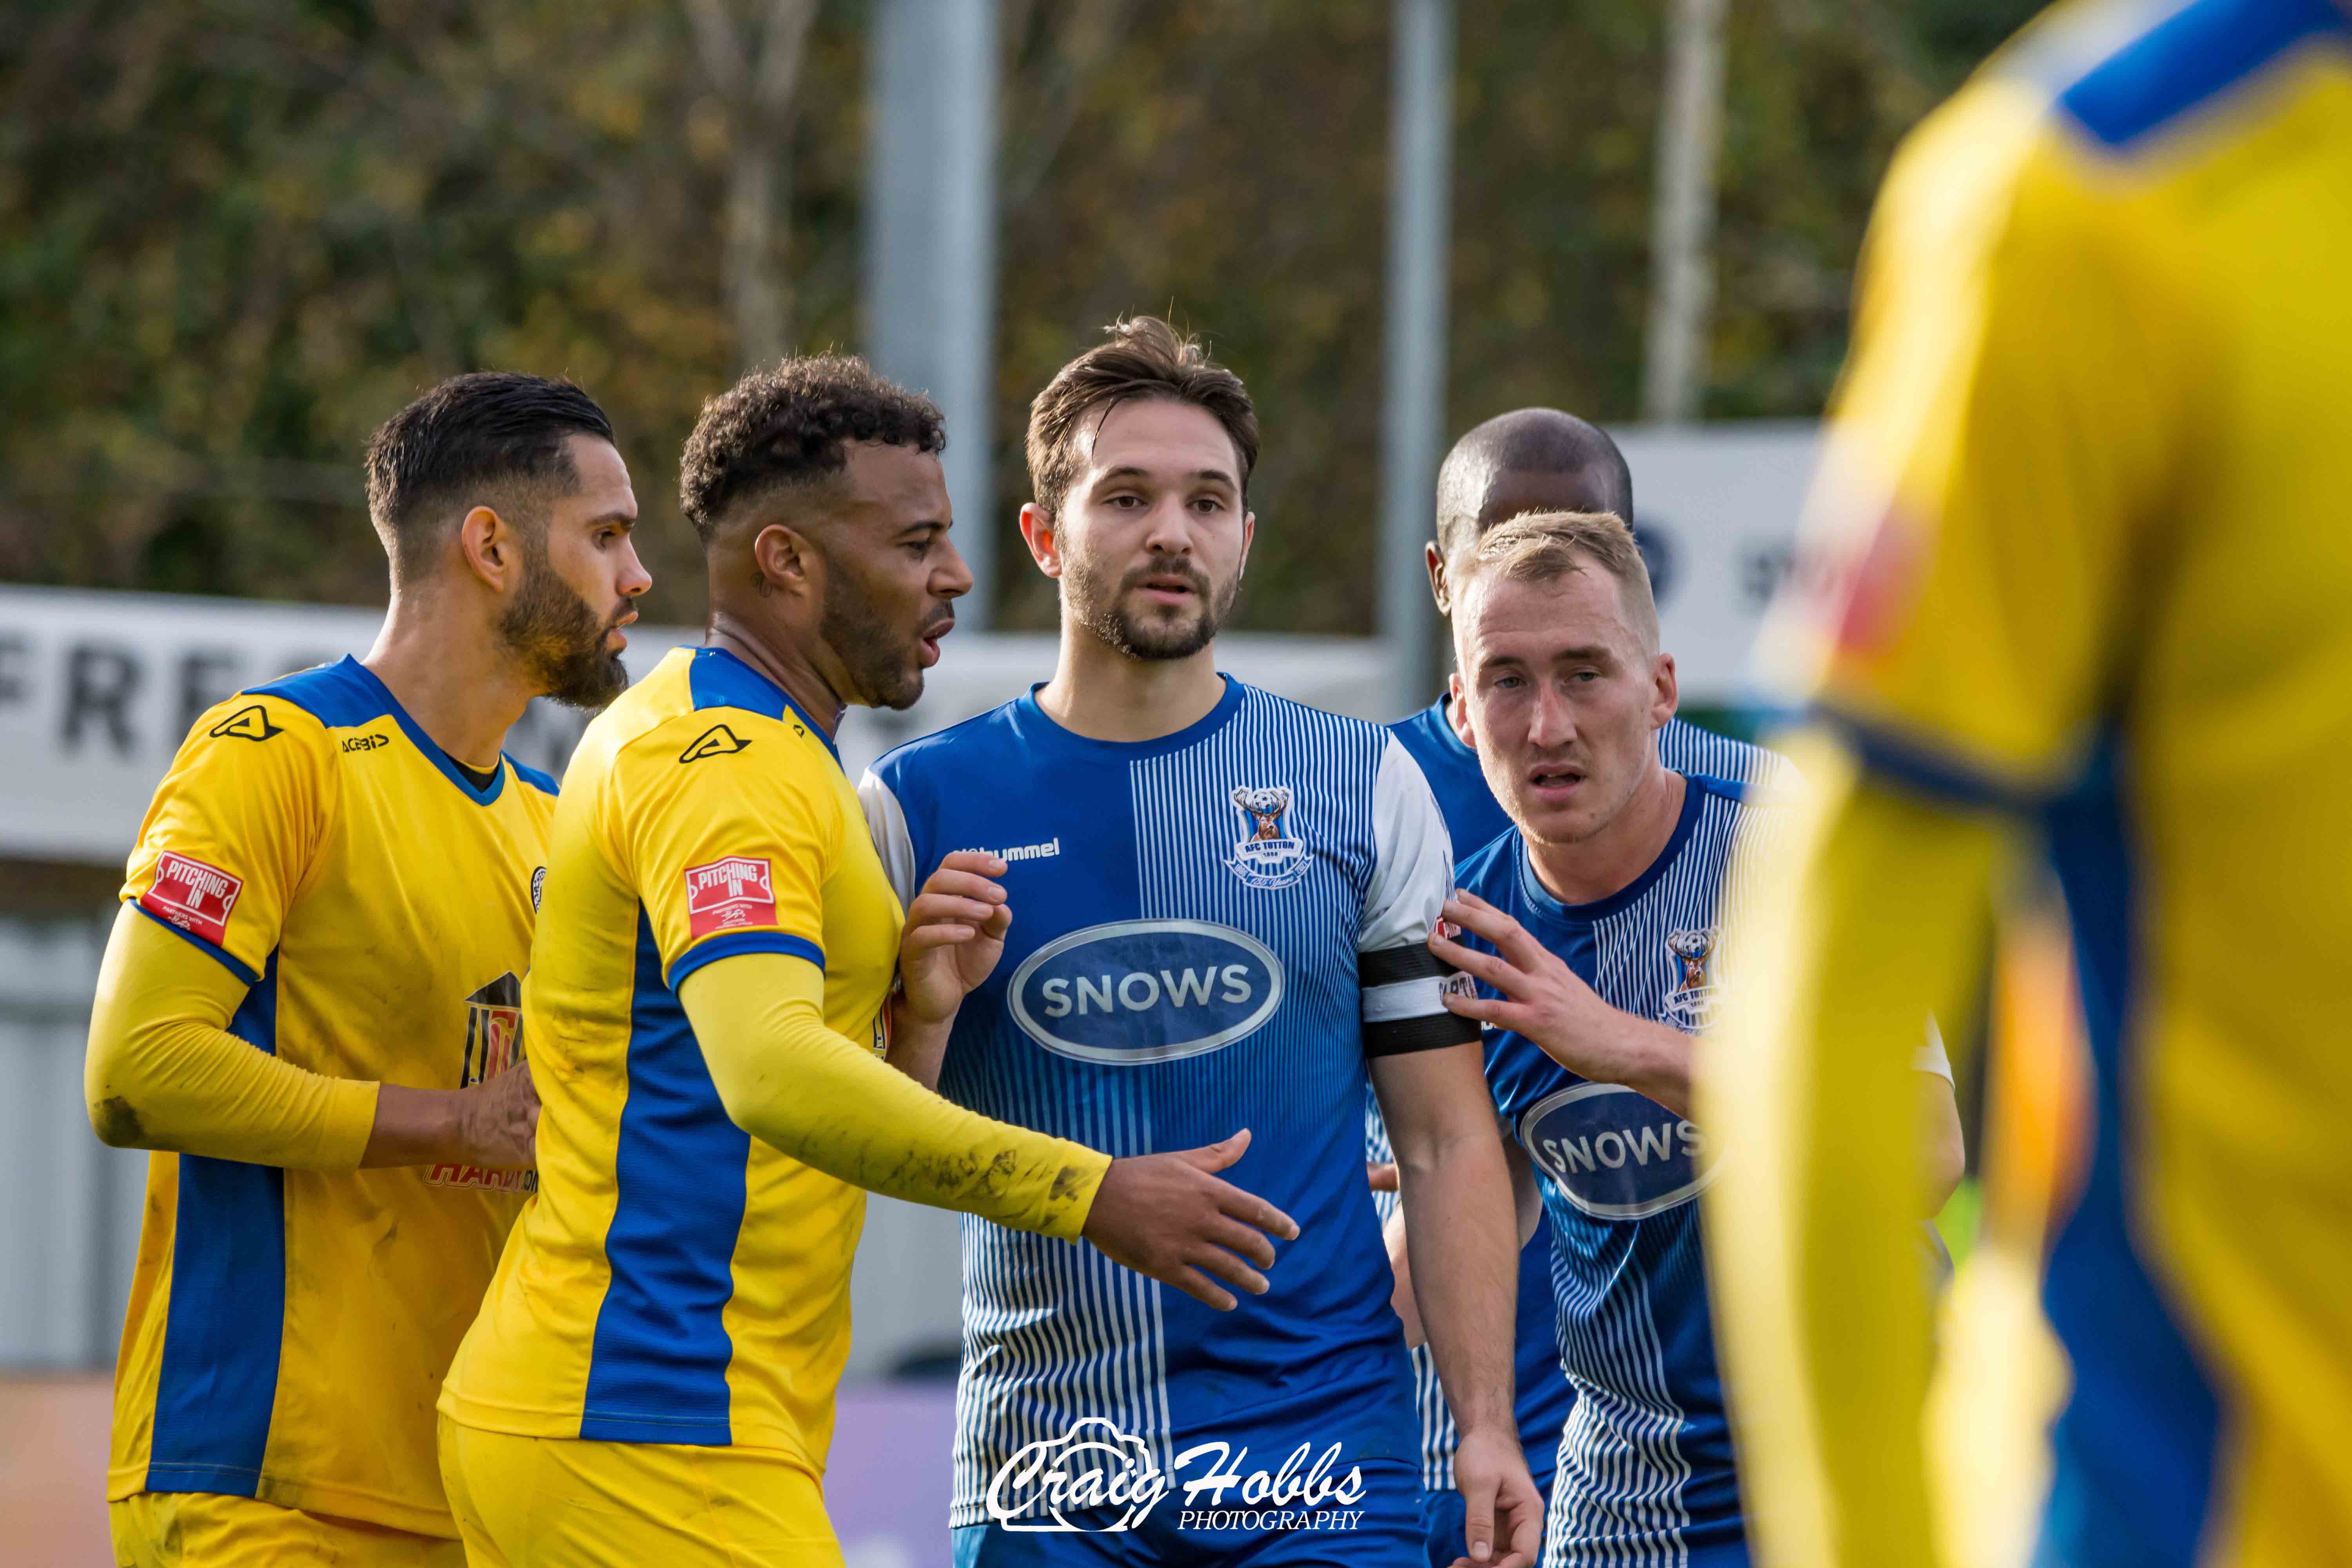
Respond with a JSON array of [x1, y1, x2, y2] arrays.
[[0, 586, 1389, 866], [0, 422, 1821, 867]]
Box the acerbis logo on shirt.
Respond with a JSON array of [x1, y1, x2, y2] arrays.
[[685, 856, 776, 936]]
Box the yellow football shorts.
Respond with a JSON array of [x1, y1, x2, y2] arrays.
[[109, 1490, 465, 1567], [436, 1414, 844, 1567]]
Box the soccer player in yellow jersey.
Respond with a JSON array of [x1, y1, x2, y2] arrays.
[[85, 372, 653, 1566], [437, 355, 1300, 1566], [1702, 2, 2352, 1565]]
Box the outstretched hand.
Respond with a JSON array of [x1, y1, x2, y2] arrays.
[[1083, 1129, 1301, 1310]]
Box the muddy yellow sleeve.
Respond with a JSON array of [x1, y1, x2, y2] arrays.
[[681, 951, 1108, 1240], [85, 904, 379, 1169]]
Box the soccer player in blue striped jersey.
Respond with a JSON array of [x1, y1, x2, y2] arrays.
[[862, 318, 1543, 1568], [1420, 511, 1963, 1568], [1370, 410, 1795, 1568]]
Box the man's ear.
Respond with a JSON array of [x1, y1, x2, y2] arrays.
[[1018, 502, 1063, 579], [1651, 651, 1679, 730], [750, 521, 819, 600], [1425, 541, 1450, 615], [457, 505, 519, 592], [1448, 669, 1475, 749]]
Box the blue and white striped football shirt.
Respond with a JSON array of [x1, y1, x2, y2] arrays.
[[1373, 703, 1794, 1503], [861, 677, 1477, 1533], [1460, 776, 1774, 1568]]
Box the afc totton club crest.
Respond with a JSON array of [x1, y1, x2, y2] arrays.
[[1661, 927, 1720, 1031], [1224, 785, 1309, 890]]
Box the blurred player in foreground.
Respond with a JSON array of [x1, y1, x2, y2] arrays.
[[862, 317, 1541, 1567], [1372, 408, 1795, 1566], [1422, 512, 1961, 1568], [1704, 2, 2352, 1563], [437, 356, 1298, 1566], [86, 373, 650, 1566]]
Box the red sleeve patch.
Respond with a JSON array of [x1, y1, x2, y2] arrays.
[[140, 851, 244, 947], [684, 856, 777, 938]]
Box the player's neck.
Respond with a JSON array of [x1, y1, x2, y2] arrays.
[[1524, 763, 1686, 907], [1035, 624, 1225, 743], [363, 595, 537, 774], [703, 610, 849, 740]]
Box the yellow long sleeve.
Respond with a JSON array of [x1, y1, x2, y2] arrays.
[[680, 950, 1108, 1240], [85, 904, 379, 1169], [1701, 733, 2004, 1568]]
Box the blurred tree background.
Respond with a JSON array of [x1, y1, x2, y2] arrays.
[[0, 0, 2040, 632]]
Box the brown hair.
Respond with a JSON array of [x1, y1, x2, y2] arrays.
[[1464, 510, 1659, 653], [1024, 317, 1259, 517]]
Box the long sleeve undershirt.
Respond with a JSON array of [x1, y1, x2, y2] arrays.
[[680, 950, 1109, 1240], [85, 903, 379, 1169]]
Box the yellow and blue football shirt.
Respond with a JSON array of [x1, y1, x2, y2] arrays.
[[111, 656, 553, 1534], [1768, 2, 2352, 1561], [438, 645, 907, 1472]]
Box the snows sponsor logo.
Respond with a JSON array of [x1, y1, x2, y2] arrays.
[[985, 1417, 1369, 1535], [1007, 919, 1283, 1065], [140, 851, 243, 947], [684, 856, 775, 937], [1517, 1081, 1718, 1220]]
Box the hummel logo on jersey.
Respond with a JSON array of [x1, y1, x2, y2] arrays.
[[685, 855, 775, 936], [1225, 785, 1309, 890], [960, 838, 1061, 864], [679, 723, 751, 764], [208, 704, 282, 743]]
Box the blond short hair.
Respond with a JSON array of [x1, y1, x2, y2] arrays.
[[1459, 510, 1659, 654]]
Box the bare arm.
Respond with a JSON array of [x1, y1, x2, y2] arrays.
[[1378, 1130, 1541, 1352], [87, 904, 535, 1170], [1373, 1041, 1542, 1568]]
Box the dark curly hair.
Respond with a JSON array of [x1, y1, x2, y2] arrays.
[[1025, 317, 1257, 519], [679, 354, 946, 545]]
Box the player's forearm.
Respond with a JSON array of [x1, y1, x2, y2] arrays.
[[685, 953, 1109, 1238], [1396, 1123, 1519, 1435], [86, 906, 378, 1170], [883, 993, 952, 1090], [1703, 742, 2004, 1568], [1546, 1011, 1695, 1120]]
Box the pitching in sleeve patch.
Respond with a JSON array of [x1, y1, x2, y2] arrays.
[[685, 856, 778, 938], [140, 851, 245, 947]]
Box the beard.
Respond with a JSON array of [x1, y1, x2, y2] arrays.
[[497, 539, 631, 710], [1064, 546, 1238, 662], [817, 541, 940, 712]]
